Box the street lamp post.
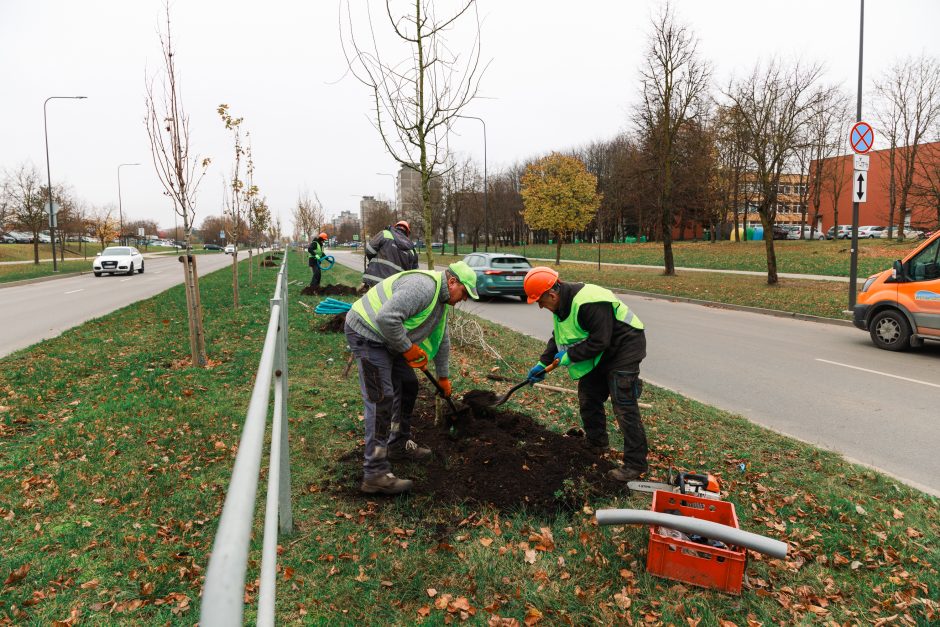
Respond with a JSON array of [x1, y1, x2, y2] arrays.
[[456, 115, 488, 251], [117, 163, 141, 246], [43, 95, 87, 271]]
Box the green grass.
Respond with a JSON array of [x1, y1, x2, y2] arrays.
[[437, 239, 919, 277], [0, 243, 106, 262], [435, 253, 853, 320], [1, 250, 937, 624], [0, 247, 232, 284]]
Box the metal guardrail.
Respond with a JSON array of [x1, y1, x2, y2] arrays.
[[201, 258, 293, 625]]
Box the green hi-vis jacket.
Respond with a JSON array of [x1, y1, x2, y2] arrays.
[[553, 284, 644, 380], [308, 240, 324, 260], [349, 270, 448, 359]]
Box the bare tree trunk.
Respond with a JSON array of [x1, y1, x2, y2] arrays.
[[190, 255, 207, 364], [555, 232, 562, 265]]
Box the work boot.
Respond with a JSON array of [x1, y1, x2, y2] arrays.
[[360, 473, 413, 495], [388, 439, 432, 462], [606, 466, 644, 483]]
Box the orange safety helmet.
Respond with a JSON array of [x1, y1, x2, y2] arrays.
[[394, 220, 410, 235], [523, 266, 559, 303], [318, 232, 328, 240]]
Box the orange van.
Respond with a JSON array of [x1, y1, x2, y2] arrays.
[[854, 230, 940, 350]]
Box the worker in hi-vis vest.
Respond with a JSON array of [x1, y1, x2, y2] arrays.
[[523, 266, 648, 484], [307, 232, 328, 289], [344, 261, 479, 494], [363, 220, 419, 288]]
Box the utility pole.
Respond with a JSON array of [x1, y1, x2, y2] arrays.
[[848, 0, 865, 310]]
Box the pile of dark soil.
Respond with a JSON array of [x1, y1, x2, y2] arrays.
[[260, 259, 278, 267], [325, 388, 621, 515], [300, 284, 359, 296], [318, 313, 347, 333]]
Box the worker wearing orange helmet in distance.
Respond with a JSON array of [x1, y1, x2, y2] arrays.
[[307, 231, 328, 290], [363, 220, 419, 288], [523, 266, 649, 483]]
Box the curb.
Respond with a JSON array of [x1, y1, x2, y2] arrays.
[[0, 270, 90, 290]]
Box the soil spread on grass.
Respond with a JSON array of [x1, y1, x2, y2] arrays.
[[318, 313, 347, 333], [325, 387, 621, 516], [260, 260, 278, 267], [300, 284, 360, 296]]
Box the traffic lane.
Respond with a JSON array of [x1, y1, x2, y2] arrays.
[[0, 253, 240, 359]]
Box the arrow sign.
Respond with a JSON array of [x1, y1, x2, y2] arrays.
[[854, 170, 867, 203]]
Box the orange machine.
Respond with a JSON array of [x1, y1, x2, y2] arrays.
[[854, 231, 940, 350]]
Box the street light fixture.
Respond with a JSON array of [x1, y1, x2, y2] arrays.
[[456, 115, 487, 251], [43, 95, 87, 271], [117, 163, 141, 246]]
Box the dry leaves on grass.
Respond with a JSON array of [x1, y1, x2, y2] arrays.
[[3, 563, 29, 586]]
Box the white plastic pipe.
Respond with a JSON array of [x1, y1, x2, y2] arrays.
[[596, 509, 788, 559]]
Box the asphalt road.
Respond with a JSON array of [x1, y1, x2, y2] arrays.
[[331, 249, 940, 495], [0, 251, 245, 359]]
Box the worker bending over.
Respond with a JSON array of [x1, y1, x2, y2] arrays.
[[345, 261, 479, 494], [363, 220, 419, 288]]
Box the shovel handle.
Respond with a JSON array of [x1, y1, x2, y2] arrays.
[[420, 367, 460, 414]]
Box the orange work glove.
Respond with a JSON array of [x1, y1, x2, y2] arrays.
[[402, 344, 428, 369], [437, 377, 452, 398]]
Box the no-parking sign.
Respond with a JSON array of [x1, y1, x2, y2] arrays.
[[850, 121, 874, 154]]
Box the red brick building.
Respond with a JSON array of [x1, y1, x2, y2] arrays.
[[809, 141, 940, 233]]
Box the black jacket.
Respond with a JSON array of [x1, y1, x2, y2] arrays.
[[363, 226, 419, 286], [539, 282, 645, 369]]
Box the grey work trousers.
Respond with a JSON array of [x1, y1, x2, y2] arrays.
[[345, 328, 419, 479]]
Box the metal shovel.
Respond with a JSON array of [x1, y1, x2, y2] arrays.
[[485, 358, 560, 408]]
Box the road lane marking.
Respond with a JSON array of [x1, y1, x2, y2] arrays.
[[120, 278, 132, 282], [816, 358, 940, 389], [65, 289, 84, 294]]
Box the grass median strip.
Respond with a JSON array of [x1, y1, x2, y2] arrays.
[[432, 239, 919, 278], [0, 251, 936, 624], [436, 253, 853, 320]]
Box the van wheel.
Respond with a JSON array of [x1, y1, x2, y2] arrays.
[[869, 310, 912, 351]]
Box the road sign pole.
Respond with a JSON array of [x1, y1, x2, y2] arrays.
[[848, 0, 865, 311]]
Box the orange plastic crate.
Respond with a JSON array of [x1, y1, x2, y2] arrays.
[[646, 490, 747, 594]]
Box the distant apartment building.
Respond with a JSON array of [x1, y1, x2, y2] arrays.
[[332, 210, 361, 232], [734, 173, 809, 227], [396, 164, 442, 241], [359, 195, 391, 238], [810, 141, 940, 232]]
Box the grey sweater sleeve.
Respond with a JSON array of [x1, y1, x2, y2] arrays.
[[374, 274, 439, 354], [433, 326, 450, 379]]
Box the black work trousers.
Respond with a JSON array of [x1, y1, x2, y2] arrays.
[[309, 260, 321, 288], [576, 333, 648, 472]]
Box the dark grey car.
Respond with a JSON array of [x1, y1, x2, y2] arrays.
[[462, 252, 532, 300]]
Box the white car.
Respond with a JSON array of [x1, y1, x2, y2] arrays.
[[93, 246, 144, 276], [224, 244, 236, 254], [858, 225, 886, 238], [878, 227, 925, 240], [786, 225, 825, 240]]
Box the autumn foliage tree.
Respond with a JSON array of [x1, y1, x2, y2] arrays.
[[521, 153, 601, 265]]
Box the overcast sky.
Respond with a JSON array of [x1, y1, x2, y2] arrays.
[[2, 0, 938, 233]]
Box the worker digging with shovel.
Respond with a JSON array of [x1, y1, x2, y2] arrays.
[[523, 266, 649, 484], [344, 261, 479, 494]]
